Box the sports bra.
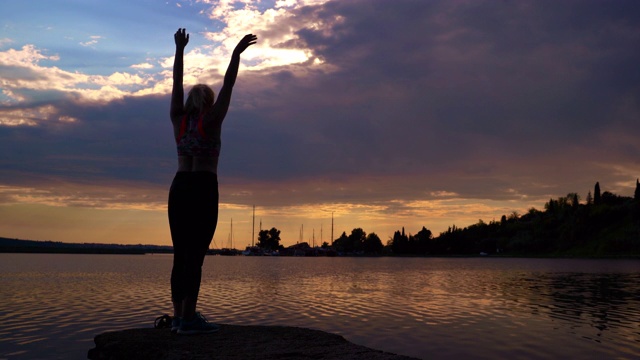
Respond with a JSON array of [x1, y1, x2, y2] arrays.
[[175, 114, 221, 157]]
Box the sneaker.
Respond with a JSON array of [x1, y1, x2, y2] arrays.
[[177, 312, 220, 335], [171, 317, 181, 333], [154, 314, 172, 329]]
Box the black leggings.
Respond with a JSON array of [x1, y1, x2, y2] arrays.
[[168, 171, 219, 303]]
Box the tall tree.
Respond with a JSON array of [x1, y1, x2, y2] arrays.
[[594, 182, 601, 205], [362, 232, 384, 254], [391, 229, 410, 254], [414, 226, 433, 254], [332, 231, 349, 252], [347, 228, 366, 252], [570, 193, 579, 208], [257, 230, 269, 247], [268, 227, 281, 246], [545, 198, 555, 212], [257, 227, 281, 250], [635, 179, 640, 201]]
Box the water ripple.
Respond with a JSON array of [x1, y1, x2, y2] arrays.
[[1, 255, 639, 359]]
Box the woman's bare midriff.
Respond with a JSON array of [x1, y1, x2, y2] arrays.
[[177, 156, 218, 173]]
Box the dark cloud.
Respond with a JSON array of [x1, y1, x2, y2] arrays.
[[222, 0, 640, 199], [0, 96, 175, 185], [3, 0, 640, 211]]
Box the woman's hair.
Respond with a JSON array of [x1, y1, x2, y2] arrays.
[[185, 84, 215, 115]]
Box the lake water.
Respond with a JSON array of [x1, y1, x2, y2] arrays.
[[0, 254, 638, 359]]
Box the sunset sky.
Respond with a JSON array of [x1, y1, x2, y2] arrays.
[[1, 0, 639, 248]]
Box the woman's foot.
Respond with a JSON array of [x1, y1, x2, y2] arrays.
[[171, 317, 182, 333], [177, 312, 220, 335]]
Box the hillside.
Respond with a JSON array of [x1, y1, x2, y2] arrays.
[[0, 237, 172, 254]]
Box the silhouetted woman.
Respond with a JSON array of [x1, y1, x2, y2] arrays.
[[168, 28, 256, 335]]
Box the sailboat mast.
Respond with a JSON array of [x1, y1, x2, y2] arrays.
[[331, 212, 334, 245], [252, 205, 255, 247]]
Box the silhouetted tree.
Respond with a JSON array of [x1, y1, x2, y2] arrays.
[[362, 232, 384, 254], [601, 191, 625, 206], [594, 182, 601, 205], [391, 228, 410, 254], [257, 227, 281, 250], [545, 198, 556, 213], [571, 193, 579, 208], [257, 231, 268, 246], [347, 228, 366, 253], [634, 179, 640, 222], [586, 191, 593, 205], [414, 226, 433, 254], [332, 231, 349, 253]]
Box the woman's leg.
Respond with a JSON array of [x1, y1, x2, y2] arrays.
[[181, 173, 219, 321], [168, 172, 191, 319]]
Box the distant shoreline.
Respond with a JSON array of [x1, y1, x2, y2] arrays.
[[2, 236, 639, 259], [0, 247, 151, 255], [2, 248, 638, 259], [0, 237, 172, 255]]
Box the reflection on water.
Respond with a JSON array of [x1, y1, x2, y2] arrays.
[[0, 254, 638, 359]]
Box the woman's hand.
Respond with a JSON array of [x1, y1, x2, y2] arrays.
[[233, 34, 257, 55], [174, 28, 189, 50]]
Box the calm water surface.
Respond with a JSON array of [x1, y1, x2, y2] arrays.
[[0, 254, 638, 359]]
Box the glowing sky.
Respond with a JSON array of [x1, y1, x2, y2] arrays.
[[1, 0, 639, 247]]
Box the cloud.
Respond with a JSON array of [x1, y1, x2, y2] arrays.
[[79, 35, 103, 47], [0, 105, 77, 127], [131, 63, 154, 70], [2, 0, 640, 243], [1, 88, 26, 105], [0, 44, 164, 109], [0, 0, 345, 123], [0, 180, 165, 211], [198, 0, 335, 73], [431, 191, 459, 198]]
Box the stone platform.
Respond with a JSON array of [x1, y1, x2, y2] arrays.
[[88, 324, 420, 359]]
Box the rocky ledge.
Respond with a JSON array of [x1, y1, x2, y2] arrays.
[[88, 324, 420, 360]]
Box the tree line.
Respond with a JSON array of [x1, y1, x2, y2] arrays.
[[253, 180, 640, 257], [387, 180, 640, 257]]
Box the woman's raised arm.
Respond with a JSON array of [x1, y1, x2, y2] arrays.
[[170, 28, 189, 120], [210, 34, 257, 123]]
